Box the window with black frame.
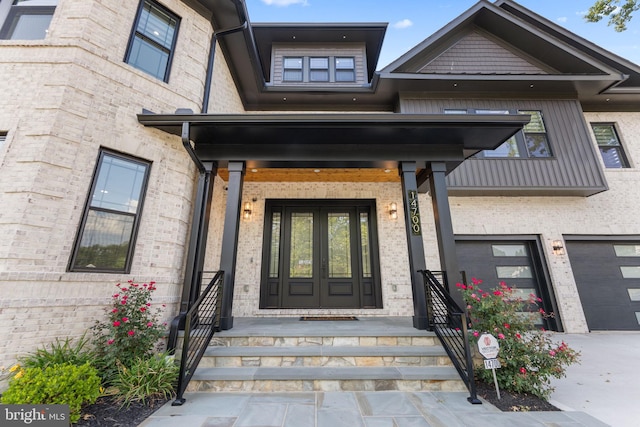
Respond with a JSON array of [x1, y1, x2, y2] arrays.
[[124, 0, 180, 82], [69, 150, 151, 273], [445, 109, 552, 158], [591, 123, 630, 168], [0, 0, 57, 40]]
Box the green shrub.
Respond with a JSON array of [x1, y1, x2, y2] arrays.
[[111, 353, 178, 406], [92, 281, 168, 384], [459, 278, 580, 399], [20, 334, 96, 370], [1, 362, 101, 424]]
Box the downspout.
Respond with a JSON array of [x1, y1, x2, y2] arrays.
[[201, 20, 248, 113], [171, 12, 249, 341]]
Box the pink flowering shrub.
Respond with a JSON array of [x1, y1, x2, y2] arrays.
[[91, 281, 168, 383], [459, 278, 579, 399]]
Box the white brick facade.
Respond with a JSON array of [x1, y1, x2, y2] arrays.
[[0, 0, 639, 382], [0, 0, 244, 377]]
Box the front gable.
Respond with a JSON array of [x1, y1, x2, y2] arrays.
[[418, 27, 552, 75]]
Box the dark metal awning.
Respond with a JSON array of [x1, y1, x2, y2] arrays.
[[137, 112, 529, 171]]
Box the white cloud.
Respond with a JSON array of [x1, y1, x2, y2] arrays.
[[393, 19, 413, 29], [261, 0, 308, 6], [557, 17, 568, 23]]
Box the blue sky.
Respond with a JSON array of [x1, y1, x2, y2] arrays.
[[245, 0, 640, 69]]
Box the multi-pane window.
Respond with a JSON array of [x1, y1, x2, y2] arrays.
[[0, 0, 57, 40], [335, 57, 355, 82], [309, 57, 329, 82], [125, 0, 180, 82], [281, 56, 356, 83], [69, 150, 151, 273], [283, 57, 303, 82], [591, 123, 630, 168], [445, 109, 552, 158]]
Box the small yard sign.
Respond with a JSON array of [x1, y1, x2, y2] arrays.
[[477, 333, 501, 400]]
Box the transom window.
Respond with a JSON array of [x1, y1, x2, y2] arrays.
[[0, 0, 57, 40], [125, 0, 180, 82], [281, 56, 356, 83], [445, 109, 552, 158], [69, 150, 151, 273], [591, 123, 630, 168]]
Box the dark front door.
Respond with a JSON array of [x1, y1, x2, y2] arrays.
[[261, 200, 382, 309]]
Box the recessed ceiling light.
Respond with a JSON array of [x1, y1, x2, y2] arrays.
[[353, 97, 357, 101], [530, 84, 534, 88], [283, 97, 287, 101], [313, 169, 321, 173], [384, 169, 391, 173], [251, 169, 258, 173]]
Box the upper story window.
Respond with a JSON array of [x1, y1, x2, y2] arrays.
[[335, 57, 355, 82], [283, 57, 303, 82], [0, 132, 6, 150], [0, 0, 57, 40], [69, 150, 151, 273], [125, 0, 180, 82], [445, 109, 552, 158], [309, 57, 329, 82], [591, 123, 630, 168], [281, 55, 356, 83]]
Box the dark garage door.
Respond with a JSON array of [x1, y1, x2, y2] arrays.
[[566, 241, 640, 330], [456, 239, 558, 330]]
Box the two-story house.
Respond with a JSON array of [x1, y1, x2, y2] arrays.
[[1, 0, 639, 376]]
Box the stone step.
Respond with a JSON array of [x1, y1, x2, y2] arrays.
[[199, 345, 453, 368], [187, 366, 466, 393], [207, 335, 439, 348], [182, 318, 465, 393]]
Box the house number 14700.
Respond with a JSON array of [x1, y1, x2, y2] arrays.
[[408, 190, 421, 236]]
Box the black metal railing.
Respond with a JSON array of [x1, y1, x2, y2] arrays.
[[420, 270, 480, 404], [169, 270, 223, 405]]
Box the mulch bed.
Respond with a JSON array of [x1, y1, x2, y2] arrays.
[[77, 396, 169, 426], [475, 381, 560, 412]]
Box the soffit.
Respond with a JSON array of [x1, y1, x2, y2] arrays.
[[137, 112, 530, 172]]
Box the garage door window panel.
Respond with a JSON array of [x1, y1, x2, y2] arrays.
[[620, 266, 640, 279], [628, 289, 640, 301], [614, 245, 640, 257]]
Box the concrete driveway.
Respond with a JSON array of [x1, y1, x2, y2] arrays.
[[549, 332, 640, 427]]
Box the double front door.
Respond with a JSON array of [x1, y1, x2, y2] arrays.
[[260, 200, 382, 309]]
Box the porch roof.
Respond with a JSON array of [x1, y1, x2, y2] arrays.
[[137, 112, 529, 172]]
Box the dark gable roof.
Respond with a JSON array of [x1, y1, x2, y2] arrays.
[[193, 0, 639, 111]]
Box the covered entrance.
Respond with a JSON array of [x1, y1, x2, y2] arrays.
[[137, 112, 529, 329], [260, 199, 382, 309]]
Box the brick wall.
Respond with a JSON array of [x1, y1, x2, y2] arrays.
[[0, 0, 244, 376]]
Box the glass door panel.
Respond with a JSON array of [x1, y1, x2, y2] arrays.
[[327, 212, 352, 278], [289, 212, 314, 278]]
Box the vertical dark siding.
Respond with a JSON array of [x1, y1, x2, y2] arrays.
[[400, 98, 608, 196]]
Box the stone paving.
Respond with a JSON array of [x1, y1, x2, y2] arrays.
[[139, 391, 607, 427]]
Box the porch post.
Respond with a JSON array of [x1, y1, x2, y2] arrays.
[[399, 162, 429, 330], [180, 161, 217, 313], [219, 161, 246, 330], [427, 162, 464, 308]]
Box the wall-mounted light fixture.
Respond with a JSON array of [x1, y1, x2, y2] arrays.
[[243, 201, 252, 220], [389, 202, 398, 220], [552, 240, 565, 256]]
